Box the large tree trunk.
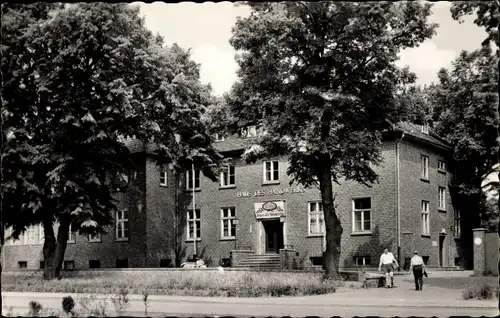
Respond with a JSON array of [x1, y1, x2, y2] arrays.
[[43, 218, 70, 280], [319, 163, 343, 279]]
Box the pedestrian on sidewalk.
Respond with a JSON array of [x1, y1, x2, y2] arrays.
[[378, 248, 398, 288], [409, 250, 426, 290]]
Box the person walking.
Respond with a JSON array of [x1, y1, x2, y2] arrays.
[[409, 250, 426, 290], [378, 248, 398, 288]]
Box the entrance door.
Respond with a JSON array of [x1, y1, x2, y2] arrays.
[[263, 220, 284, 254], [439, 234, 446, 267]]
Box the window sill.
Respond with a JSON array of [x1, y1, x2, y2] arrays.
[[421, 234, 431, 238], [438, 208, 447, 213], [115, 238, 129, 242], [219, 185, 236, 190], [89, 241, 102, 243], [306, 234, 325, 238], [185, 188, 201, 192], [220, 237, 235, 241], [186, 239, 202, 242], [262, 181, 280, 186], [438, 170, 447, 175], [159, 184, 168, 188], [420, 178, 430, 183], [67, 241, 76, 244], [351, 231, 373, 236]]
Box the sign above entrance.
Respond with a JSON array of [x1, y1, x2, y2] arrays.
[[254, 201, 286, 219], [237, 187, 304, 198]]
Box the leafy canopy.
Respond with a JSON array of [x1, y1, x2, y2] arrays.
[[229, 1, 436, 187], [1, 3, 222, 239]]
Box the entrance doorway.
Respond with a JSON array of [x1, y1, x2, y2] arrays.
[[263, 220, 284, 254], [439, 234, 446, 267]]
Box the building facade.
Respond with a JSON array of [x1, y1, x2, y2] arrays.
[[2, 123, 461, 270]]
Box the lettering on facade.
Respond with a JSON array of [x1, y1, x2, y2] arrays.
[[236, 187, 304, 198], [254, 201, 286, 219]]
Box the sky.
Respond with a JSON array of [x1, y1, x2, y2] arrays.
[[135, 1, 487, 97]]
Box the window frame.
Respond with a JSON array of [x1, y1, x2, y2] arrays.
[[115, 209, 129, 242], [421, 123, 429, 134], [159, 170, 168, 187], [353, 255, 372, 266], [438, 160, 447, 174], [308, 201, 325, 236], [185, 169, 201, 191], [67, 224, 76, 244], [420, 155, 429, 181], [220, 164, 236, 188], [88, 232, 102, 243], [438, 187, 446, 211], [186, 209, 201, 241], [246, 125, 257, 138], [352, 197, 372, 234], [25, 225, 39, 245], [454, 209, 461, 237], [220, 207, 236, 239], [263, 160, 280, 184], [421, 200, 430, 236]]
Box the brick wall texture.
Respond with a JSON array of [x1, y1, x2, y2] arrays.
[[3, 132, 459, 270]]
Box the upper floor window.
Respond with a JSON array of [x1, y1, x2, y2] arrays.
[[67, 225, 75, 243], [421, 200, 430, 236], [221, 207, 236, 239], [438, 160, 446, 173], [263, 160, 279, 183], [352, 198, 372, 233], [438, 187, 446, 211], [454, 209, 461, 237], [160, 170, 168, 187], [25, 226, 38, 245], [89, 233, 102, 243], [186, 169, 200, 190], [421, 155, 429, 180], [421, 122, 429, 134], [116, 209, 129, 241], [220, 165, 235, 187], [246, 125, 258, 138], [308, 202, 325, 235]]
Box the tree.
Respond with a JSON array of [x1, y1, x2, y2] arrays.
[[428, 47, 499, 269], [2, 3, 222, 279], [228, 1, 436, 279]]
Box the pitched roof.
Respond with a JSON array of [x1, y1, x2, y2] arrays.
[[395, 122, 451, 151]]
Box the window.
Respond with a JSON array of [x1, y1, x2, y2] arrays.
[[438, 187, 446, 211], [353, 256, 371, 266], [438, 160, 446, 173], [63, 260, 75, 270], [352, 198, 372, 233], [221, 207, 236, 238], [421, 122, 429, 134], [89, 233, 101, 243], [422, 256, 429, 265], [40, 261, 45, 269], [160, 170, 168, 187], [67, 225, 75, 243], [421, 201, 430, 235], [186, 169, 200, 190], [245, 125, 257, 138], [116, 209, 129, 241], [116, 258, 128, 268], [25, 226, 38, 245], [308, 202, 325, 235], [309, 256, 323, 266], [89, 260, 101, 269], [187, 209, 201, 240], [39, 224, 44, 244], [421, 155, 429, 180], [220, 165, 236, 187], [18, 261, 27, 269], [454, 209, 461, 237], [263, 161, 279, 183]]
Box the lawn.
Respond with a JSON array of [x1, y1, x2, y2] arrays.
[[1, 270, 339, 297], [414, 275, 497, 290]]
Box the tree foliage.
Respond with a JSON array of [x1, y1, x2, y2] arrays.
[[229, 1, 436, 278], [1, 3, 221, 279]]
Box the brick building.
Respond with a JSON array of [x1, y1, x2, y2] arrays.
[[2, 122, 461, 270]]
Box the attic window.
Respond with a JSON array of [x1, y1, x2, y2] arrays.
[[421, 122, 429, 134], [245, 125, 257, 138]]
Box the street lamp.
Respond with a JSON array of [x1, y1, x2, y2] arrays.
[[233, 218, 239, 250]]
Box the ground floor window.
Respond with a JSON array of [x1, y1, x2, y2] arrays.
[[221, 207, 236, 238], [116, 258, 128, 268], [63, 260, 75, 270], [89, 260, 101, 268], [18, 261, 27, 269], [308, 202, 325, 235], [353, 255, 371, 266]]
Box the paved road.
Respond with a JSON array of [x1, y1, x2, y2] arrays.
[[3, 291, 498, 318]]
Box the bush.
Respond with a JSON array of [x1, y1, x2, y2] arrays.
[[62, 296, 75, 315], [462, 283, 497, 300], [28, 301, 42, 316]]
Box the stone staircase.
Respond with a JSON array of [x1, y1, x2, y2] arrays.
[[233, 254, 281, 270]]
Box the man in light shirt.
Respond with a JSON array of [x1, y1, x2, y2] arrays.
[[409, 250, 426, 290], [378, 248, 398, 288]]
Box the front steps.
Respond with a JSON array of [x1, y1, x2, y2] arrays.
[[234, 254, 281, 270]]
